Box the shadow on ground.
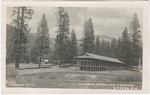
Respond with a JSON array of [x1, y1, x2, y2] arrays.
[[19, 66, 51, 70]]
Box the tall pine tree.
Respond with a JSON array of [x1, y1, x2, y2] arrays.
[[120, 27, 132, 67], [94, 37, 101, 55], [54, 7, 70, 67], [105, 41, 111, 57], [82, 17, 95, 54], [100, 39, 106, 56], [11, 7, 34, 69], [70, 29, 78, 60], [111, 38, 117, 58], [30, 13, 51, 67], [116, 38, 122, 60], [130, 13, 142, 65]]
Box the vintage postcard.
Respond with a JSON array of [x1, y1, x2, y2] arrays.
[[1, 1, 149, 94]]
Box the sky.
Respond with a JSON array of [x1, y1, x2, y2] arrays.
[[7, 7, 143, 39]]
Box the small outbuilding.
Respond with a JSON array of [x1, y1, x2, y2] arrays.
[[41, 55, 49, 64], [74, 53, 125, 71]]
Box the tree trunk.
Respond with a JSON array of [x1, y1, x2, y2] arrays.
[[15, 62, 17, 69], [15, 61, 19, 69], [39, 57, 41, 68], [17, 62, 20, 69], [58, 58, 61, 67]]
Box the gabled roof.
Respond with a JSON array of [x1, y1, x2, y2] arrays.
[[75, 53, 124, 64]]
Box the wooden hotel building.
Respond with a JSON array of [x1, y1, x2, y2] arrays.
[[74, 53, 125, 71]]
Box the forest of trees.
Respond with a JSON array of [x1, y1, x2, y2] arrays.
[[6, 7, 142, 69]]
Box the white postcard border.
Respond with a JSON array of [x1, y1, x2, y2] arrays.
[[1, 1, 149, 94]]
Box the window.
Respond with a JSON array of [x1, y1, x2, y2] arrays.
[[84, 61, 87, 65], [81, 61, 83, 65], [88, 61, 90, 65]]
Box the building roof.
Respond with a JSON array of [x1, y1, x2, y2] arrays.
[[41, 55, 49, 59], [75, 53, 124, 64]]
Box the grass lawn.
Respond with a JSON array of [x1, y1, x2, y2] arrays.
[[6, 63, 142, 89]]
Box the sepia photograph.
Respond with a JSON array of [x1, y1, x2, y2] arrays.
[[1, 1, 149, 94]]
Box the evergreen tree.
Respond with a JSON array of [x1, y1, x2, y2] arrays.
[[82, 17, 95, 54], [6, 25, 16, 64], [94, 37, 101, 55], [11, 7, 34, 69], [130, 13, 142, 65], [111, 38, 117, 58], [99, 39, 111, 57], [116, 38, 122, 60], [100, 39, 106, 56], [65, 38, 72, 64], [30, 13, 51, 67], [70, 29, 78, 60], [120, 27, 132, 66], [105, 41, 111, 57], [54, 7, 70, 67], [30, 46, 40, 63]]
